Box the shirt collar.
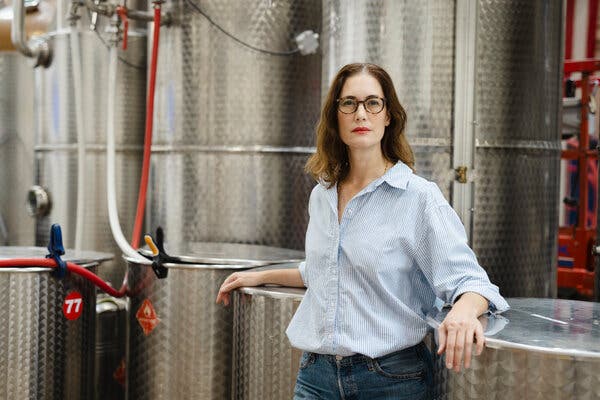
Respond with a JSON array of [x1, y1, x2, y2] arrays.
[[320, 161, 413, 193], [381, 161, 412, 190]]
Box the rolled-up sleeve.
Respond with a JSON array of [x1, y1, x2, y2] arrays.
[[414, 201, 509, 313], [298, 261, 308, 287]]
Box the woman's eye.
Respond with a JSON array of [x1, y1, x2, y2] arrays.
[[366, 99, 381, 107], [341, 99, 356, 107]]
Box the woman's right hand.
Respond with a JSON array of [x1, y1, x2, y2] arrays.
[[215, 271, 264, 306]]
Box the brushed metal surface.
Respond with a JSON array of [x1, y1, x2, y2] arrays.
[[149, 152, 315, 250], [0, 247, 105, 400], [149, 0, 321, 251], [431, 298, 600, 399], [34, 30, 146, 286], [232, 286, 305, 400], [0, 53, 35, 246], [127, 257, 273, 400], [471, 0, 562, 298]]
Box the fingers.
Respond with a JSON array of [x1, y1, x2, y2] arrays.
[[437, 324, 447, 355], [474, 323, 485, 356], [463, 328, 474, 370], [443, 324, 457, 370], [438, 322, 486, 373], [215, 274, 240, 305]]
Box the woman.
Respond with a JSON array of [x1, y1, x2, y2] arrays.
[[216, 63, 508, 399]]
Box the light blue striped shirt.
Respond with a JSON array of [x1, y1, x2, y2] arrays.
[[286, 162, 509, 358]]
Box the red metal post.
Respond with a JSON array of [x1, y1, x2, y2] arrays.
[[578, 72, 590, 229]]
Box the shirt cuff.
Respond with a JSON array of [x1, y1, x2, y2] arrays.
[[297, 261, 308, 287], [451, 286, 510, 314]]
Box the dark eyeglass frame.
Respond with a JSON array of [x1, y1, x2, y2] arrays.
[[336, 96, 387, 114]]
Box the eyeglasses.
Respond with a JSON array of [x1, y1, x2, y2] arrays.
[[336, 96, 386, 114]]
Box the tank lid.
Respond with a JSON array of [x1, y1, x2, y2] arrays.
[[427, 298, 600, 360], [0, 246, 113, 264], [137, 242, 305, 267]]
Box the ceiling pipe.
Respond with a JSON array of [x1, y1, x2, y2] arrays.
[[10, 0, 51, 67]]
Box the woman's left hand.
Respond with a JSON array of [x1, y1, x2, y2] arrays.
[[436, 292, 488, 372]]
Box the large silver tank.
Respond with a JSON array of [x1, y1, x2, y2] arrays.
[[322, 0, 562, 298], [0, 246, 112, 400], [125, 243, 304, 400], [34, 28, 146, 285], [232, 288, 600, 399], [0, 53, 35, 246], [232, 285, 305, 400], [431, 298, 600, 399], [149, 0, 321, 250]]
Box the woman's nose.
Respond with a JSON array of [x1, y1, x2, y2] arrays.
[[354, 103, 367, 120]]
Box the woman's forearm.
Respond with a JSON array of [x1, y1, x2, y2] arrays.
[[454, 292, 489, 317], [260, 268, 305, 288]]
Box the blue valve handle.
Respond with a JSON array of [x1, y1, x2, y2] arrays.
[[46, 224, 68, 279]]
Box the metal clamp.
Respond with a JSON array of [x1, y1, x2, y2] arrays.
[[144, 227, 176, 279], [455, 166, 468, 183], [46, 224, 67, 279]]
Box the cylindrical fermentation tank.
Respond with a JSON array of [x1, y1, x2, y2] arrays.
[[232, 288, 600, 399], [149, 0, 321, 250], [0, 52, 35, 246], [431, 298, 600, 399], [126, 242, 304, 400], [33, 3, 147, 285], [321, 0, 563, 298], [0, 246, 112, 400], [232, 285, 305, 400]]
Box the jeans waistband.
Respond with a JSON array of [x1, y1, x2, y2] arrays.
[[310, 342, 425, 367]]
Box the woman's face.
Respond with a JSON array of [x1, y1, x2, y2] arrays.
[[336, 72, 390, 154]]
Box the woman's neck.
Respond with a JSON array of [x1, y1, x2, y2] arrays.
[[343, 148, 389, 187]]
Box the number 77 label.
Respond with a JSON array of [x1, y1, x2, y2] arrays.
[[63, 291, 83, 320]]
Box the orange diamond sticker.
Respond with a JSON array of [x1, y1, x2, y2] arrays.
[[136, 298, 160, 336], [113, 357, 126, 387]]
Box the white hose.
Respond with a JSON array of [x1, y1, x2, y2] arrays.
[[106, 46, 147, 263], [70, 26, 86, 251]]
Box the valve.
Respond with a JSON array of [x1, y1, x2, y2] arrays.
[[26, 185, 51, 217]]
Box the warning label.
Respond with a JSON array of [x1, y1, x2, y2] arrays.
[[113, 358, 126, 387], [136, 298, 160, 336]]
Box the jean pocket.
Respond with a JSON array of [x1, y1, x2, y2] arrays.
[[368, 350, 425, 380], [299, 352, 316, 370]]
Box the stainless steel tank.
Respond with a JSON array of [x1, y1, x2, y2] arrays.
[[34, 28, 146, 285], [232, 285, 305, 400], [232, 287, 600, 399], [0, 246, 112, 400], [125, 242, 304, 400], [0, 52, 35, 246], [94, 295, 127, 400], [322, 0, 563, 298], [431, 298, 600, 399], [149, 0, 321, 250]]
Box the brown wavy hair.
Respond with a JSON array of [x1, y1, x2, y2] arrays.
[[305, 63, 414, 187]]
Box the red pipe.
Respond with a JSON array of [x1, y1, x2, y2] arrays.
[[131, 2, 162, 249], [0, 259, 127, 298]]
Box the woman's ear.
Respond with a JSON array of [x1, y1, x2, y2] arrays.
[[385, 112, 391, 127]]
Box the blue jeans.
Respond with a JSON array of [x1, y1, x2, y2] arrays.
[[293, 342, 433, 400]]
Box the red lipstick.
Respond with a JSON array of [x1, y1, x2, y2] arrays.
[[352, 126, 370, 133]]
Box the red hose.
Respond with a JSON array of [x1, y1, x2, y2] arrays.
[[0, 259, 127, 298], [131, 3, 162, 249]]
